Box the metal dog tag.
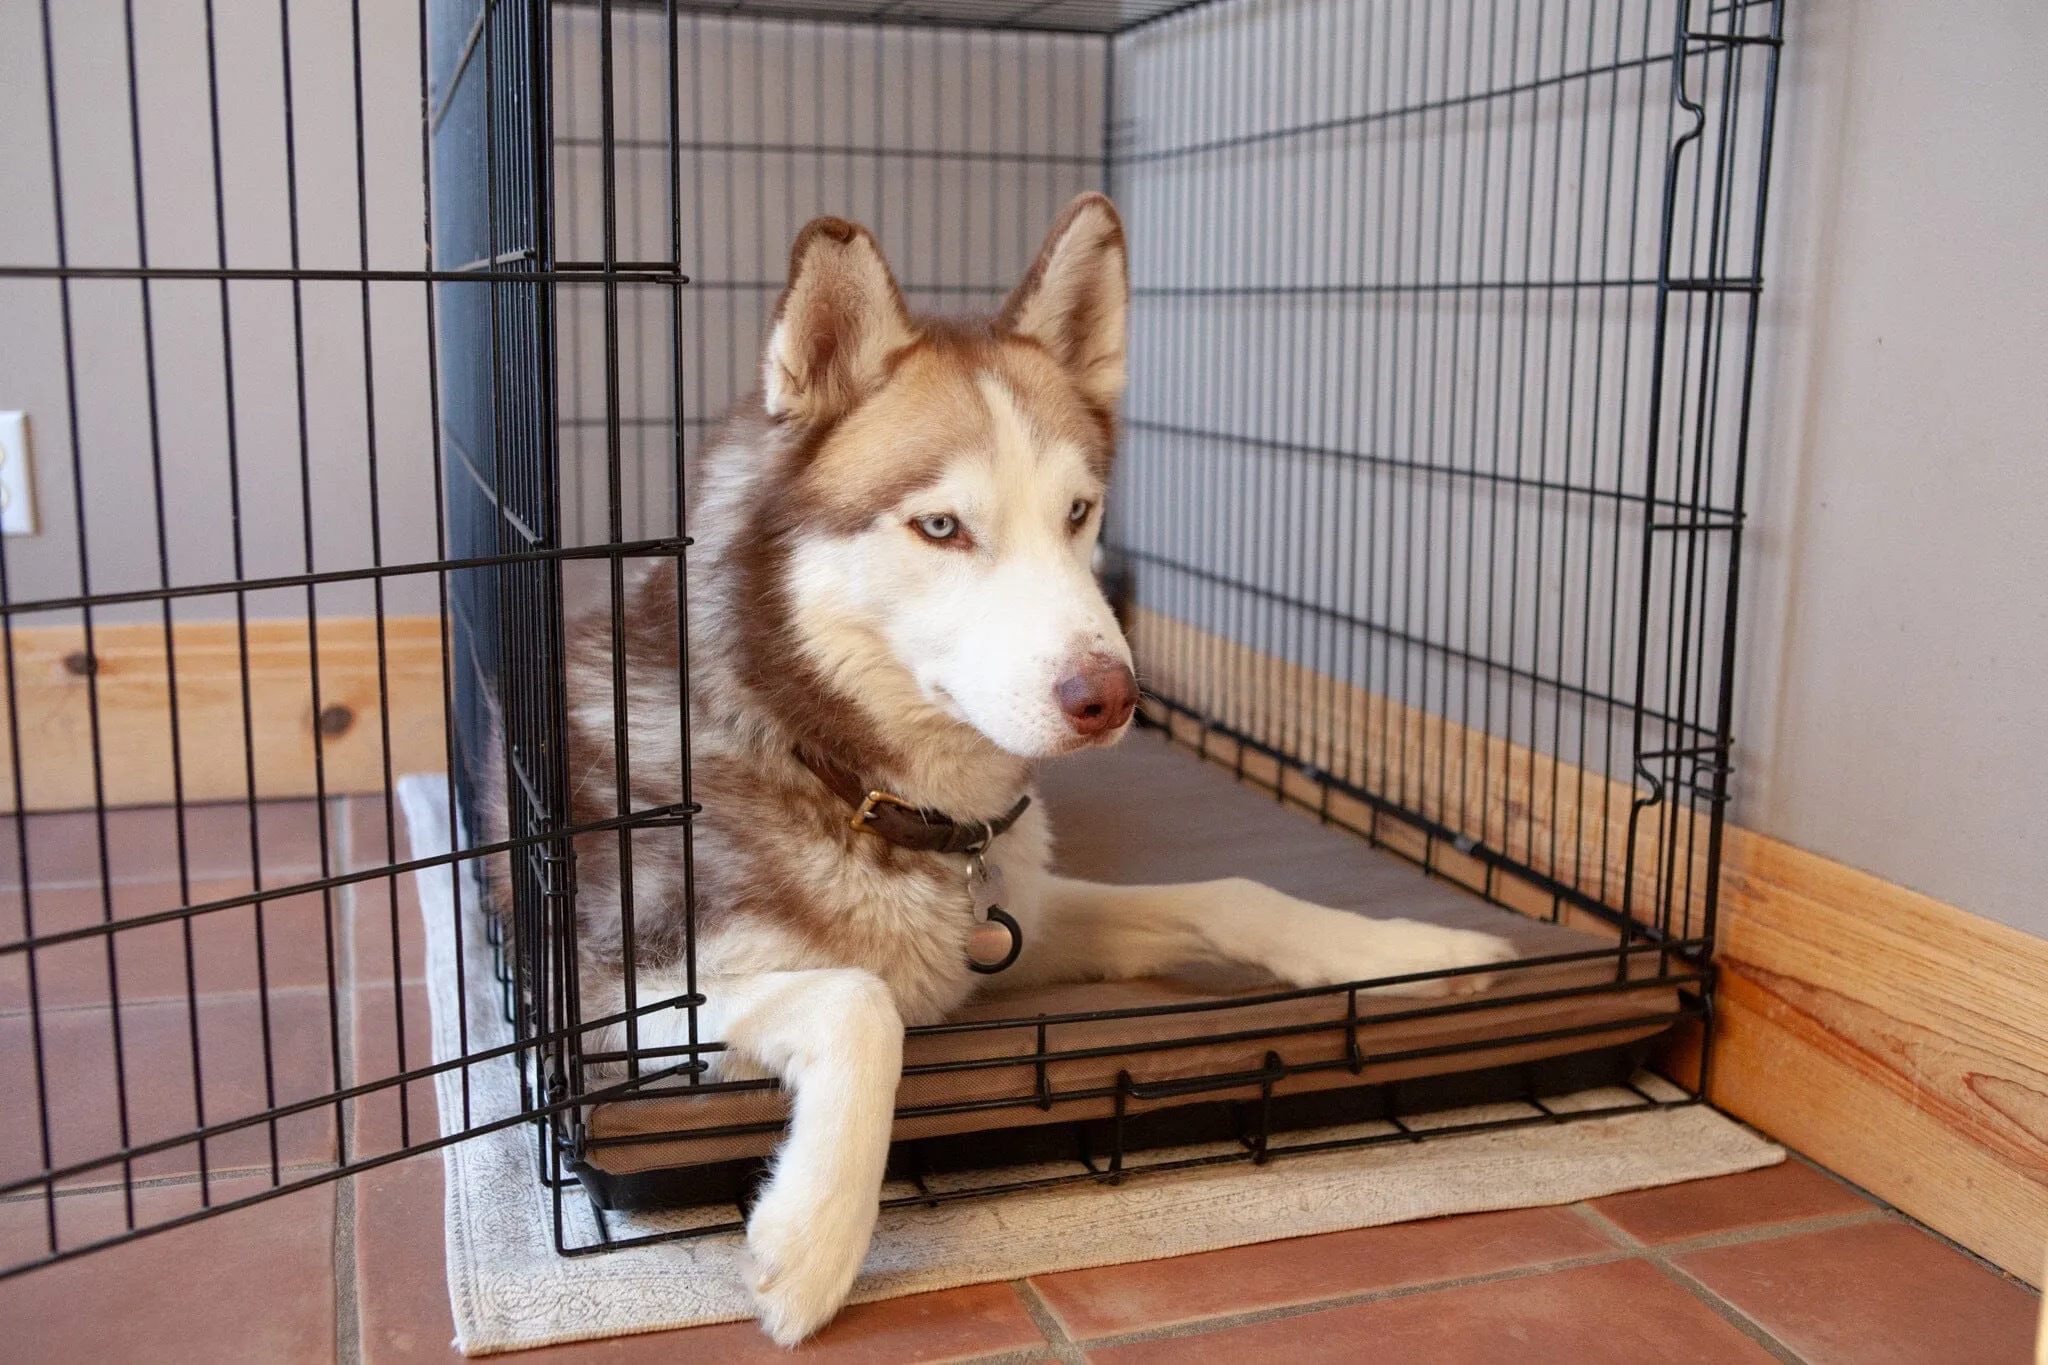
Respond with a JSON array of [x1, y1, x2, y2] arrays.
[[967, 856, 1003, 911], [965, 858, 1022, 974]]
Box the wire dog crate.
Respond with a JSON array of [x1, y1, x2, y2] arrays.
[[0, 0, 1779, 1278]]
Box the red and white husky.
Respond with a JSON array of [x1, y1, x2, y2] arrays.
[[529, 194, 1515, 1343]]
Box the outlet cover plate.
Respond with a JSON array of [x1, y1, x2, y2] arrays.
[[0, 412, 35, 535]]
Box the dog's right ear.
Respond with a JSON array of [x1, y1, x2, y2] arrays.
[[762, 218, 914, 425]]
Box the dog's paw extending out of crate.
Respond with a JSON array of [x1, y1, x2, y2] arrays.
[[744, 1169, 875, 1346]]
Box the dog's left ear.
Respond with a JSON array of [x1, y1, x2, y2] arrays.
[[999, 193, 1128, 410]]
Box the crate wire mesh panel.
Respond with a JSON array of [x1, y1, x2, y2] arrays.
[[1112, 0, 1779, 951], [0, 0, 1781, 1277]]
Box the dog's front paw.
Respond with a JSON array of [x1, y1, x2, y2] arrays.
[[745, 1170, 875, 1346], [1308, 915, 1519, 997]]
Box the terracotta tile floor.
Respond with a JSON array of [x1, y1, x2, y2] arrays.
[[2, 798, 2041, 1363]]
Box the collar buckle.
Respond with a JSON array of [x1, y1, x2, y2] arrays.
[[850, 788, 916, 835]]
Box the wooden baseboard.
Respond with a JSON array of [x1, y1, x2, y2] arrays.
[[1130, 608, 2048, 1285], [0, 615, 448, 811], [1712, 828, 2048, 1284]]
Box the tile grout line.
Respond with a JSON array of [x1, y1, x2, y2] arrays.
[[335, 1166, 362, 1365], [1051, 1246, 1643, 1353], [1567, 1200, 1904, 1364], [1566, 1204, 1809, 1361], [1568, 1198, 1896, 1259], [0, 983, 380, 1023], [957, 1347, 1073, 1365], [0, 1160, 348, 1203], [334, 796, 363, 1365], [1647, 1255, 1807, 1365], [1009, 1278, 1089, 1364], [1044, 1202, 1910, 1358], [0, 866, 334, 895], [1713, 1133, 2041, 1293], [1785, 1151, 2046, 1293]]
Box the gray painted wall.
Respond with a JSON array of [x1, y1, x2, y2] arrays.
[[1734, 0, 2048, 935], [0, 0, 443, 625]]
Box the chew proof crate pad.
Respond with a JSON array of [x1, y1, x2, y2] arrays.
[[574, 735, 1684, 1208]]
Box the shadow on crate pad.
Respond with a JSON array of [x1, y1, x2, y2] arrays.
[[575, 734, 1693, 1210]]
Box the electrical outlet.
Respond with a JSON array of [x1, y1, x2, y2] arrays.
[[0, 412, 36, 536]]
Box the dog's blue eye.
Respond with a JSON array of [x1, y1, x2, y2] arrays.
[[914, 513, 958, 541], [1069, 499, 1091, 525]]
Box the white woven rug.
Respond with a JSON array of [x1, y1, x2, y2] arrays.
[[396, 775, 1782, 1357]]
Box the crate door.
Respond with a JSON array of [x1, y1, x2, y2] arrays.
[[0, 0, 691, 1278]]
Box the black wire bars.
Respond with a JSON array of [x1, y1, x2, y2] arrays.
[[0, 0, 1780, 1276]]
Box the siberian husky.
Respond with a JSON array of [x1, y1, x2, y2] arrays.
[[510, 193, 1516, 1344]]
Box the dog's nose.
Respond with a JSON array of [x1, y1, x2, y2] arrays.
[[1056, 656, 1137, 737]]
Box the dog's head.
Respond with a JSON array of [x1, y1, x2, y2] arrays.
[[751, 193, 1136, 761]]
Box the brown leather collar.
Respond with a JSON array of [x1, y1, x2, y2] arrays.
[[793, 747, 1031, 855]]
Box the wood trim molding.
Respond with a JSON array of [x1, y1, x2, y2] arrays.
[[1132, 607, 2048, 1284], [1712, 826, 2048, 1284], [0, 616, 448, 812]]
